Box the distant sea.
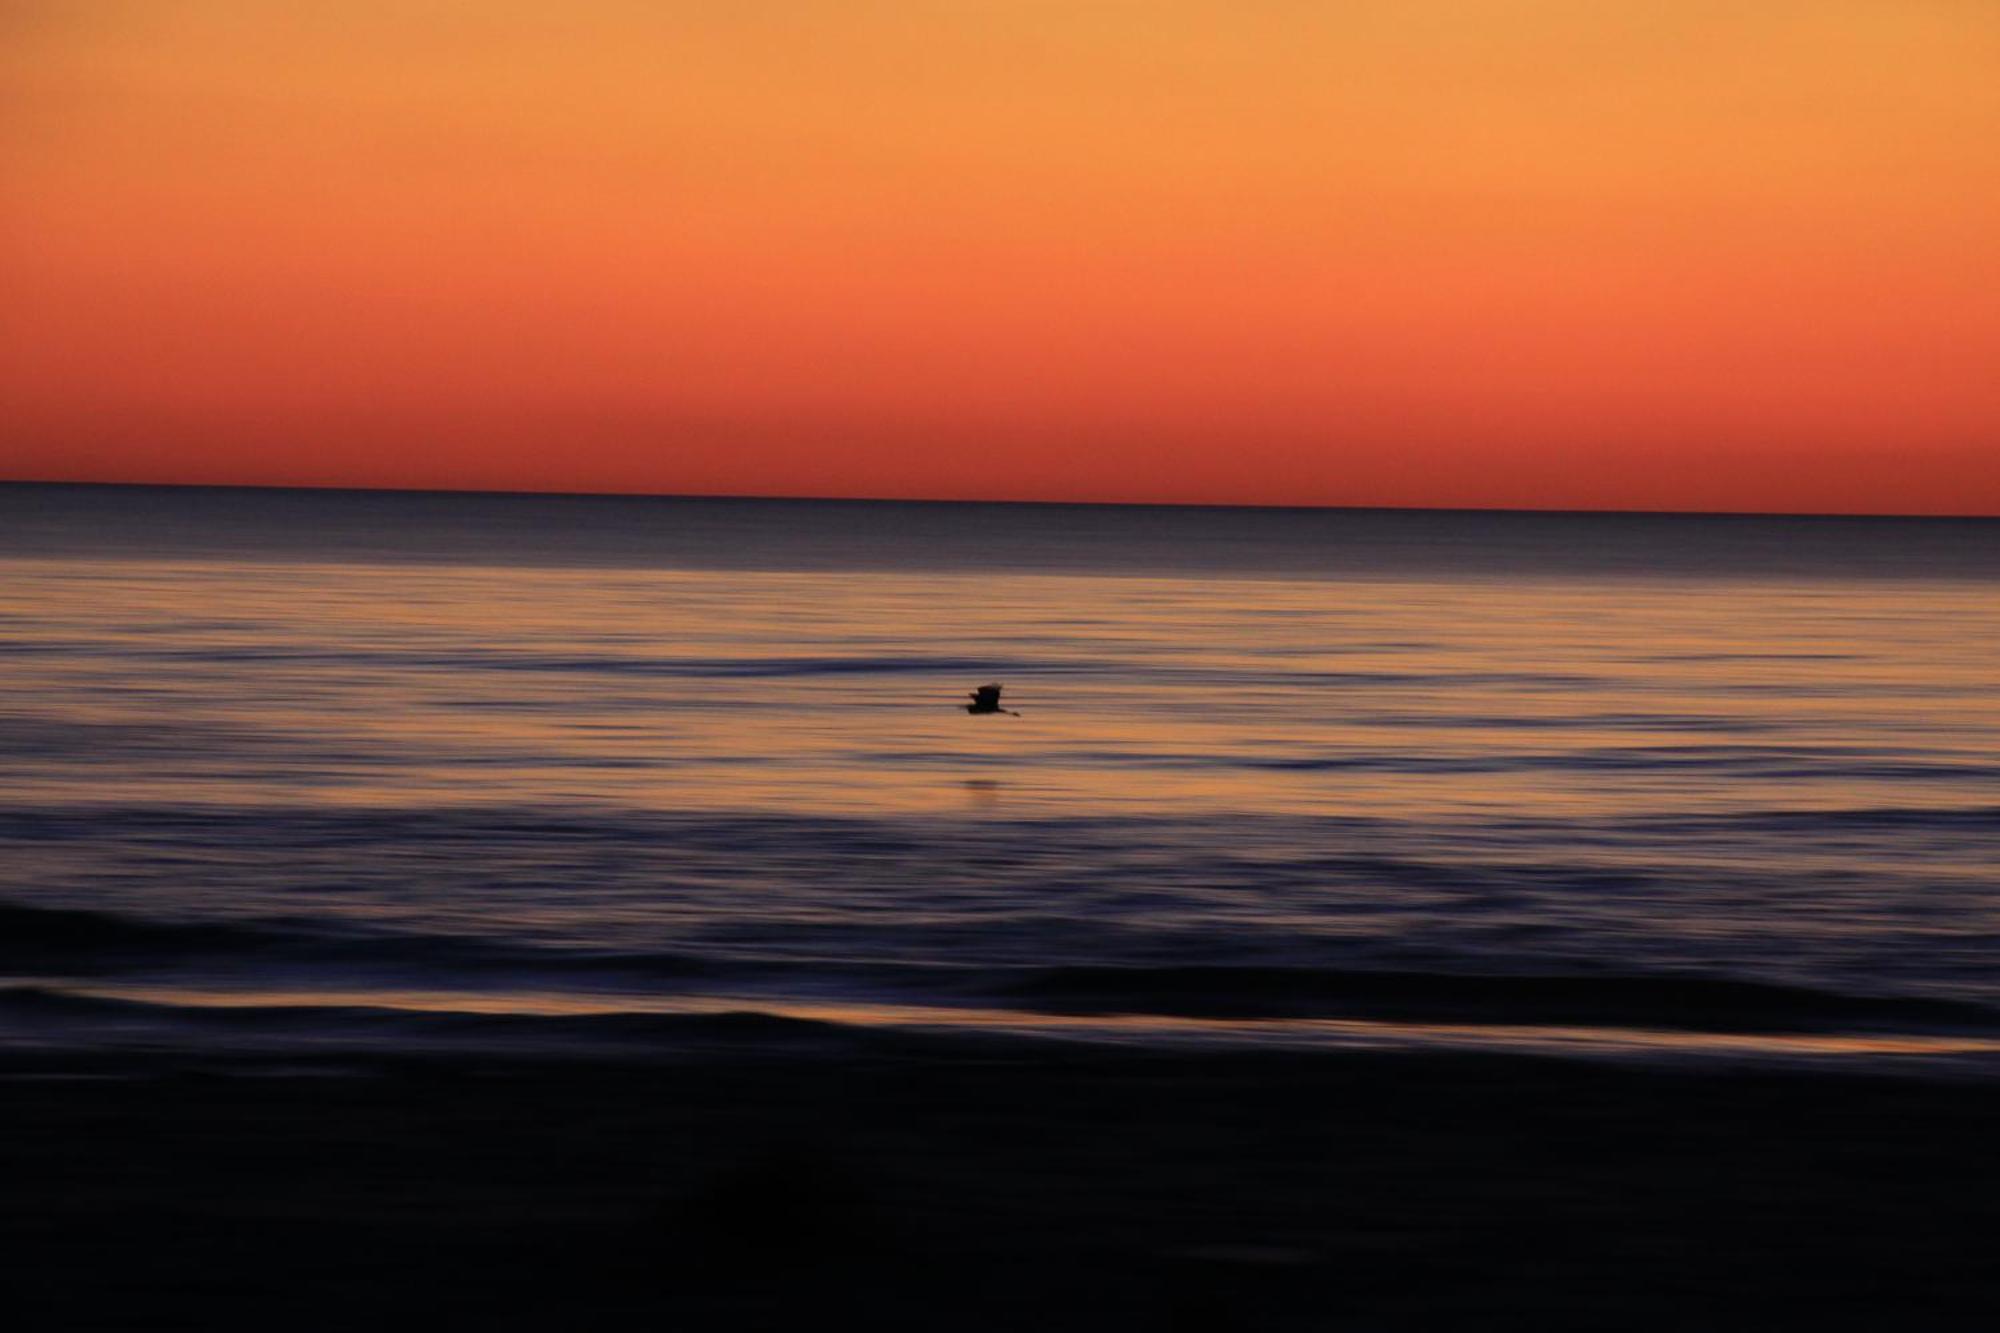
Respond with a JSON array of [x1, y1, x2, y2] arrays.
[[4, 483, 1998, 1073]]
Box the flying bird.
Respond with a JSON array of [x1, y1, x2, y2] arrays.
[[965, 684, 1019, 716]]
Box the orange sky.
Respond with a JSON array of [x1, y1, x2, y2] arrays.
[[3, 2, 1997, 514]]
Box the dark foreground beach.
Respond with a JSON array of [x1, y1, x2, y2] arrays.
[[7, 1037, 1998, 1331]]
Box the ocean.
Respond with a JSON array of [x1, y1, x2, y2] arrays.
[[4, 482, 1998, 1073]]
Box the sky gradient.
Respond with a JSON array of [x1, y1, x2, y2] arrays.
[[3, 2, 1997, 514]]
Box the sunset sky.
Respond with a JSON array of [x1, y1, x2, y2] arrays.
[[3, 2, 1996, 514]]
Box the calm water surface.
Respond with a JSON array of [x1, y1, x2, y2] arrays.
[[3, 485, 1997, 1071]]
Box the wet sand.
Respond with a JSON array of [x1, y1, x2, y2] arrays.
[[5, 1041, 1998, 1330]]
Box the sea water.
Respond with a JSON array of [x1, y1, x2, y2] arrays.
[[3, 484, 1998, 1071]]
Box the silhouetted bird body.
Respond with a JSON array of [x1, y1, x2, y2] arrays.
[[966, 684, 1019, 716]]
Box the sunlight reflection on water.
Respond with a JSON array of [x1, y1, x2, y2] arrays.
[[5, 558, 1996, 822]]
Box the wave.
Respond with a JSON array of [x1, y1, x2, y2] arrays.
[[988, 964, 2000, 1033], [1621, 806, 2000, 835], [0, 900, 733, 979], [7, 639, 1617, 690], [1029, 749, 2000, 782], [6, 898, 1992, 1038], [8, 799, 1997, 840], [0, 902, 283, 964], [0, 984, 855, 1049]]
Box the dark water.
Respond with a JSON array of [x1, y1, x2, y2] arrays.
[[4, 483, 1998, 1071]]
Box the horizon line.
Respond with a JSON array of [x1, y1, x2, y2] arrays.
[[3, 476, 1996, 523]]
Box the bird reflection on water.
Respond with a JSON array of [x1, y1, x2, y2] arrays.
[[962, 777, 1003, 809]]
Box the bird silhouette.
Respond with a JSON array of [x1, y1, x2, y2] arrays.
[[965, 684, 1019, 716]]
